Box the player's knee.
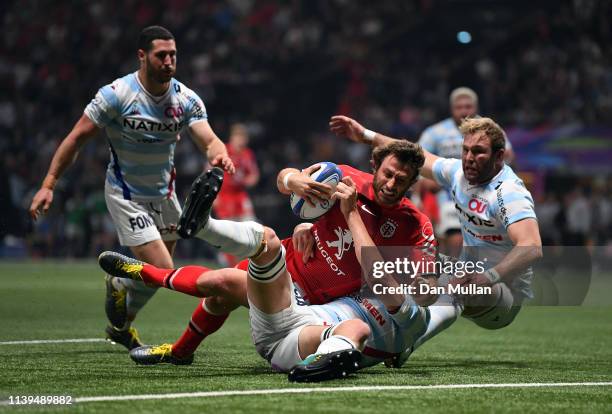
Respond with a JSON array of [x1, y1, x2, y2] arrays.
[[335, 319, 371, 349], [352, 320, 371, 346], [263, 226, 281, 252]]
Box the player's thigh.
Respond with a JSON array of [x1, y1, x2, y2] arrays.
[[164, 240, 177, 256], [247, 271, 292, 314], [270, 324, 326, 372], [246, 227, 291, 314], [297, 325, 328, 359], [249, 288, 321, 370], [150, 192, 182, 243], [198, 268, 248, 307], [105, 183, 163, 248], [463, 283, 522, 330]]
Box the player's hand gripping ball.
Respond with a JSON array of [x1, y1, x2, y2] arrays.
[[290, 162, 343, 220]]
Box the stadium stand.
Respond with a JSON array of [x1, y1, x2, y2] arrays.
[[1, 0, 610, 257]]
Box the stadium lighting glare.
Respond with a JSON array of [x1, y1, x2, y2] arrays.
[[457, 31, 472, 44]]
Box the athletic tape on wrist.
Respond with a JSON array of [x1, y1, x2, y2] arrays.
[[283, 172, 296, 191], [484, 268, 502, 284], [362, 129, 376, 142]]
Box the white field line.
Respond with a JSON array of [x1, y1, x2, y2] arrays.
[[1, 339, 610, 404], [0, 338, 106, 345], [56, 382, 612, 404]]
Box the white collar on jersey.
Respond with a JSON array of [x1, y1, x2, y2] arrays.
[[134, 71, 173, 103]]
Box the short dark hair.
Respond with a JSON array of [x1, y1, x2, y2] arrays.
[[138, 26, 175, 51], [371, 140, 425, 182]]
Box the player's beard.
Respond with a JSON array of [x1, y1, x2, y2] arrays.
[[372, 177, 403, 206], [146, 57, 174, 84], [464, 155, 496, 185]]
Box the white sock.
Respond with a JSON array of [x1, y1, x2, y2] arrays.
[[413, 297, 461, 350], [196, 219, 264, 259], [247, 246, 286, 284], [316, 335, 356, 354]]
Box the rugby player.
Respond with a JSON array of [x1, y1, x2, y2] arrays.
[[213, 123, 260, 266], [29, 26, 235, 350], [330, 114, 542, 366], [98, 141, 437, 374], [417, 87, 514, 257], [100, 160, 437, 381]]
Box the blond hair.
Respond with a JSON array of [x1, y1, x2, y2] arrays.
[[459, 117, 506, 152], [450, 87, 478, 105]]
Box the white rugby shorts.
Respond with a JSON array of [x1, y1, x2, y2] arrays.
[[248, 284, 323, 373], [104, 181, 181, 246]]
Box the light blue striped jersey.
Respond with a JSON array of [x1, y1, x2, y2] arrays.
[[432, 158, 537, 297], [84, 72, 207, 201], [419, 118, 512, 159], [308, 294, 427, 367]]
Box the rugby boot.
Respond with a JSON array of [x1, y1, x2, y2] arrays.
[[288, 349, 361, 383], [98, 252, 145, 282], [105, 325, 143, 351], [129, 343, 194, 365], [177, 167, 224, 238]]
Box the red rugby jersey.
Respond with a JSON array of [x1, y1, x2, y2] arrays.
[[220, 144, 258, 194], [285, 165, 436, 304]]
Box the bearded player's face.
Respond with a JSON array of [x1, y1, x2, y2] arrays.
[[372, 155, 415, 206], [144, 39, 176, 84], [461, 131, 502, 185]]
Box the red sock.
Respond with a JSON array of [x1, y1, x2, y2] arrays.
[[141, 264, 210, 297], [222, 252, 239, 267], [172, 299, 229, 357]]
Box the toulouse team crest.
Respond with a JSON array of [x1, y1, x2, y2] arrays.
[[380, 218, 398, 238]]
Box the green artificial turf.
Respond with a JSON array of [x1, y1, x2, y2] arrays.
[[0, 261, 611, 413]]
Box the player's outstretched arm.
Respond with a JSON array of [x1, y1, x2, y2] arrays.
[[29, 114, 99, 220], [329, 115, 439, 180], [329, 115, 396, 148], [189, 120, 235, 174]]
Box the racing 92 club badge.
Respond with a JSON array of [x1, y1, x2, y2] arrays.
[[380, 218, 398, 238]]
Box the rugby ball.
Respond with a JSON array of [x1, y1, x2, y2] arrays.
[[290, 162, 343, 220]]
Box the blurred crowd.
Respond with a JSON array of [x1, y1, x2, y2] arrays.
[[1, 0, 611, 258]]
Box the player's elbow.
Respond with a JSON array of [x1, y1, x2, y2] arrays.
[[532, 245, 543, 261], [517, 237, 543, 262]]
